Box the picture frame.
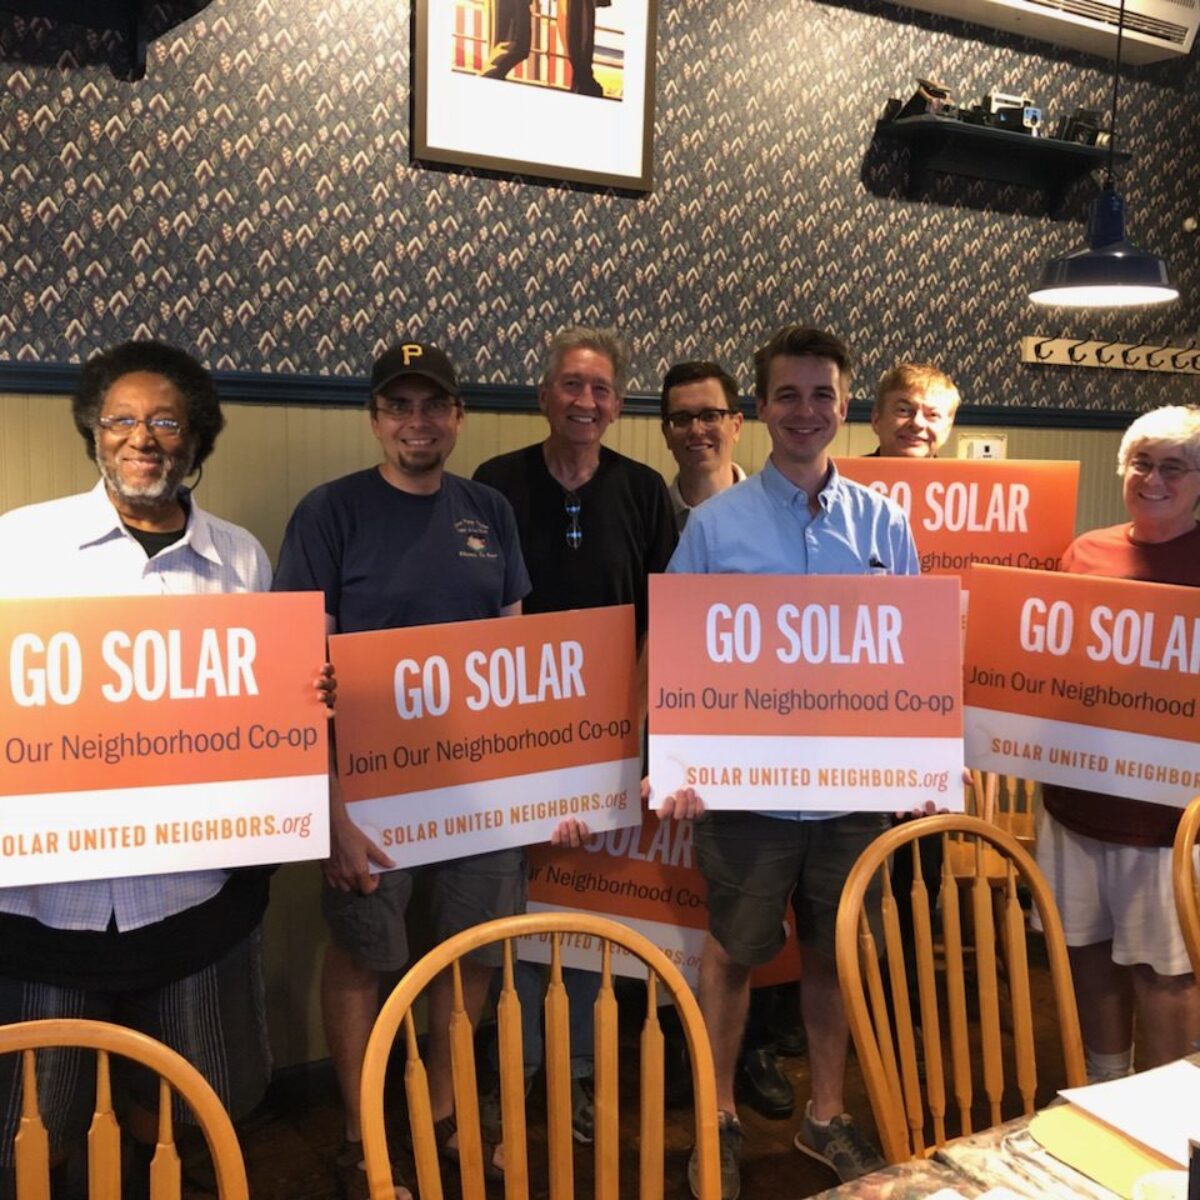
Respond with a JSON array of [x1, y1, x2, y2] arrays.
[[413, 0, 657, 191]]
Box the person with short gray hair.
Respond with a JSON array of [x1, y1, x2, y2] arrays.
[[1037, 403, 1200, 1083], [474, 325, 675, 1140], [1116, 404, 1200, 475], [541, 325, 630, 399], [477, 325, 672, 646]]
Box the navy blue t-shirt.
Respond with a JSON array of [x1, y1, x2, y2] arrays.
[[273, 467, 530, 631]]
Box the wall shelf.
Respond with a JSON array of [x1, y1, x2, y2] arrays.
[[876, 115, 1130, 213]]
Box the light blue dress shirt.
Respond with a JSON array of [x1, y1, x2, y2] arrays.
[[668, 457, 918, 579], [665, 456, 919, 820]]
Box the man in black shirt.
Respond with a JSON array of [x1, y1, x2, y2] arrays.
[[475, 326, 675, 645], [474, 326, 675, 1138]]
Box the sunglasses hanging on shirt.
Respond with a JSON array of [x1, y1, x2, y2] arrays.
[[564, 491, 582, 551]]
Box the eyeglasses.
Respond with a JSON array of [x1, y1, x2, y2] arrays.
[[664, 408, 737, 431], [373, 395, 460, 420], [1127, 456, 1199, 482], [97, 415, 185, 438], [564, 491, 582, 551]]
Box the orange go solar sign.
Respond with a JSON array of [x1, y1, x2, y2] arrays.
[[834, 458, 1079, 578], [0, 592, 330, 885], [329, 606, 642, 869], [965, 565, 1200, 805], [648, 574, 965, 813]]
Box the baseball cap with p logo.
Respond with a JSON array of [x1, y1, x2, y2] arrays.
[[370, 342, 460, 397]]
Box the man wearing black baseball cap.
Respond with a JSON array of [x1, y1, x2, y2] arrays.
[[369, 340, 460, 398], [274, 340, 531, 1199]]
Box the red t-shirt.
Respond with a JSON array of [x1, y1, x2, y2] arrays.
[[1041, 521, 1200, 848]]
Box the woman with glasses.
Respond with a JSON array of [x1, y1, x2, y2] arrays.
[[1036, 405, 1200, 1082]]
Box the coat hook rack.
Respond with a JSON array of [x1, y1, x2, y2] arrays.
[[1021, 336, 1200, 375]]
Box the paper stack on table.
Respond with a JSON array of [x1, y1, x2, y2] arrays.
[[1060, 1060, 1200, 1167], [1028, 1060, 1200, 1199]]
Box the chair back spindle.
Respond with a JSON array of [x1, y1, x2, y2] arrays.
[[1172, 795, 1200, 978]]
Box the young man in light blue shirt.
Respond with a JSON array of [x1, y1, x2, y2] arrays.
[[663, 326, 918, 1198]]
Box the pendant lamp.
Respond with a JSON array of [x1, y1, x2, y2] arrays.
[[1029, 0, 1178, 307]]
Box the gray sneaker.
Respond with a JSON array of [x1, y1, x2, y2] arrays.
[[792, 1102, 886, 1182], [571, 1075, 595, 1144], [688, 1111, 743, 1200]]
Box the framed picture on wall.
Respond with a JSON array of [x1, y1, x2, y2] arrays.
[[414, 0, 657, 190]]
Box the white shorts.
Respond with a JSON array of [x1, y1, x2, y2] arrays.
[[1035, 811, 1196, 977]]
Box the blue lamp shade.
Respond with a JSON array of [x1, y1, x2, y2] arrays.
[[1029, 186, 1178, 307]]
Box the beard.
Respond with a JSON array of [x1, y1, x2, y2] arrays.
[[97, 445, 195, 510]]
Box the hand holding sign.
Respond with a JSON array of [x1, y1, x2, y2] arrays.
[[315, 661, 337, 712], [550, 817, 591, 847], [657, 786, 705, 821], [325, 773, 395, 894]]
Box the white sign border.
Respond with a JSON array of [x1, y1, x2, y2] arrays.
[[351, 757, 642, 870], [649, 734, 965, 812], [965, 707, 1200, 807]]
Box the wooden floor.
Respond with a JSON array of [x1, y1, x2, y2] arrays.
[[209, 941, 1068, 1200]]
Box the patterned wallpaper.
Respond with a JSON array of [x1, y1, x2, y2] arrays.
[[0, 0, 1198, 409]]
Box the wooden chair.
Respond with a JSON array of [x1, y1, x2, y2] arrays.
[[836, 814, 1086, 1165], [946, 773, 1038, 880], [0, 1017, 249, 1200], [1171, 794, 1200, 978], [359, 912, 720, 1200], [994, 775, 1037, 849]]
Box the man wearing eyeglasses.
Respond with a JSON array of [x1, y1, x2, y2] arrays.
[[273, 341, 531, 1200], [660, 361, 747, 531], [660, 360, 801, 1117], [0, 340, 319, 1191], [473, 326, 676, 1142]]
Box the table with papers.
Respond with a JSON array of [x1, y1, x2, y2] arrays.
[[810, 1057, 1200, 1200]]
